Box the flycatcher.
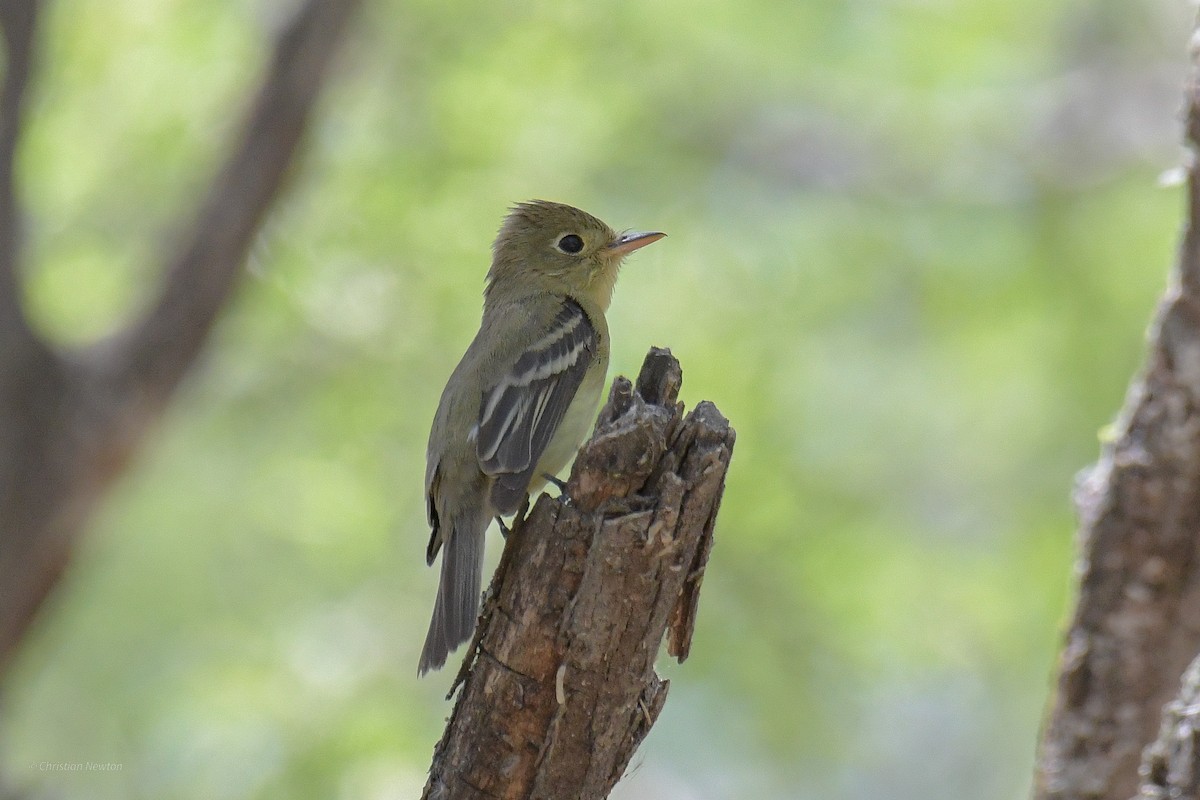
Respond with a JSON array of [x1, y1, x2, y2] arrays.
[[419, 200, 664, 674]]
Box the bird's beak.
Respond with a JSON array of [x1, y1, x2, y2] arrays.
[[606, 230, 666, 257]]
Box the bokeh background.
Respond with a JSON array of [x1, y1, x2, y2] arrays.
[[1, 0, 1191, 797]]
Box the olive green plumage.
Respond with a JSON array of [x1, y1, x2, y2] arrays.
[[419, 200, 664, 674]]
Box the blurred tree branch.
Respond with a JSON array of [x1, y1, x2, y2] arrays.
[[1033, 14, 1200, 800], [0, 0, 360, 677], [0, 0, 35, 338], [423, 349, 734, 800]]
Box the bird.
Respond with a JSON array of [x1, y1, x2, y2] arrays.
[[418, 200, 665, 674]]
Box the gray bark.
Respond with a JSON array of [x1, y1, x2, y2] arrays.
[[1134, 653, 1200, 799], [1033, 15, 1200, 800]]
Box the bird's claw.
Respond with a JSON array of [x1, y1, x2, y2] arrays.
[[543, 473, 569, 493]]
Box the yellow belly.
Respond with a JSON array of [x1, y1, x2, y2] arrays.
[[528, 361, 606, 494]]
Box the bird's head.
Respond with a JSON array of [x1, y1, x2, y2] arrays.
[[486, 200, 664, 312]]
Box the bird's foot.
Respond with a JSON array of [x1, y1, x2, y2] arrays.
[[542, 473, 569, 494]]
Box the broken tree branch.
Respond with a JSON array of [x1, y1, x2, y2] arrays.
[[423, 348, 734, 800], [100, 0, 360, 406], [1032, 17, 1200, 800]]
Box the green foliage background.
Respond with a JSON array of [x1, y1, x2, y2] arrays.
[[1, 0, 1189, 797]]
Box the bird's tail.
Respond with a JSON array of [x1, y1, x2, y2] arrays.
[[418, 511, 487, 675]]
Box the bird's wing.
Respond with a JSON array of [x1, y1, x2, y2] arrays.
[[475, 298, 596, 514], [423, 464, 443, 565]]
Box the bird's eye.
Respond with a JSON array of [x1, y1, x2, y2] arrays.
[[557, 234, 584, 254]]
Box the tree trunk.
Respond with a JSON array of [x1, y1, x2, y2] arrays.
[[0, 0, 360, 677], [1032, 12, 1200, 800]]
